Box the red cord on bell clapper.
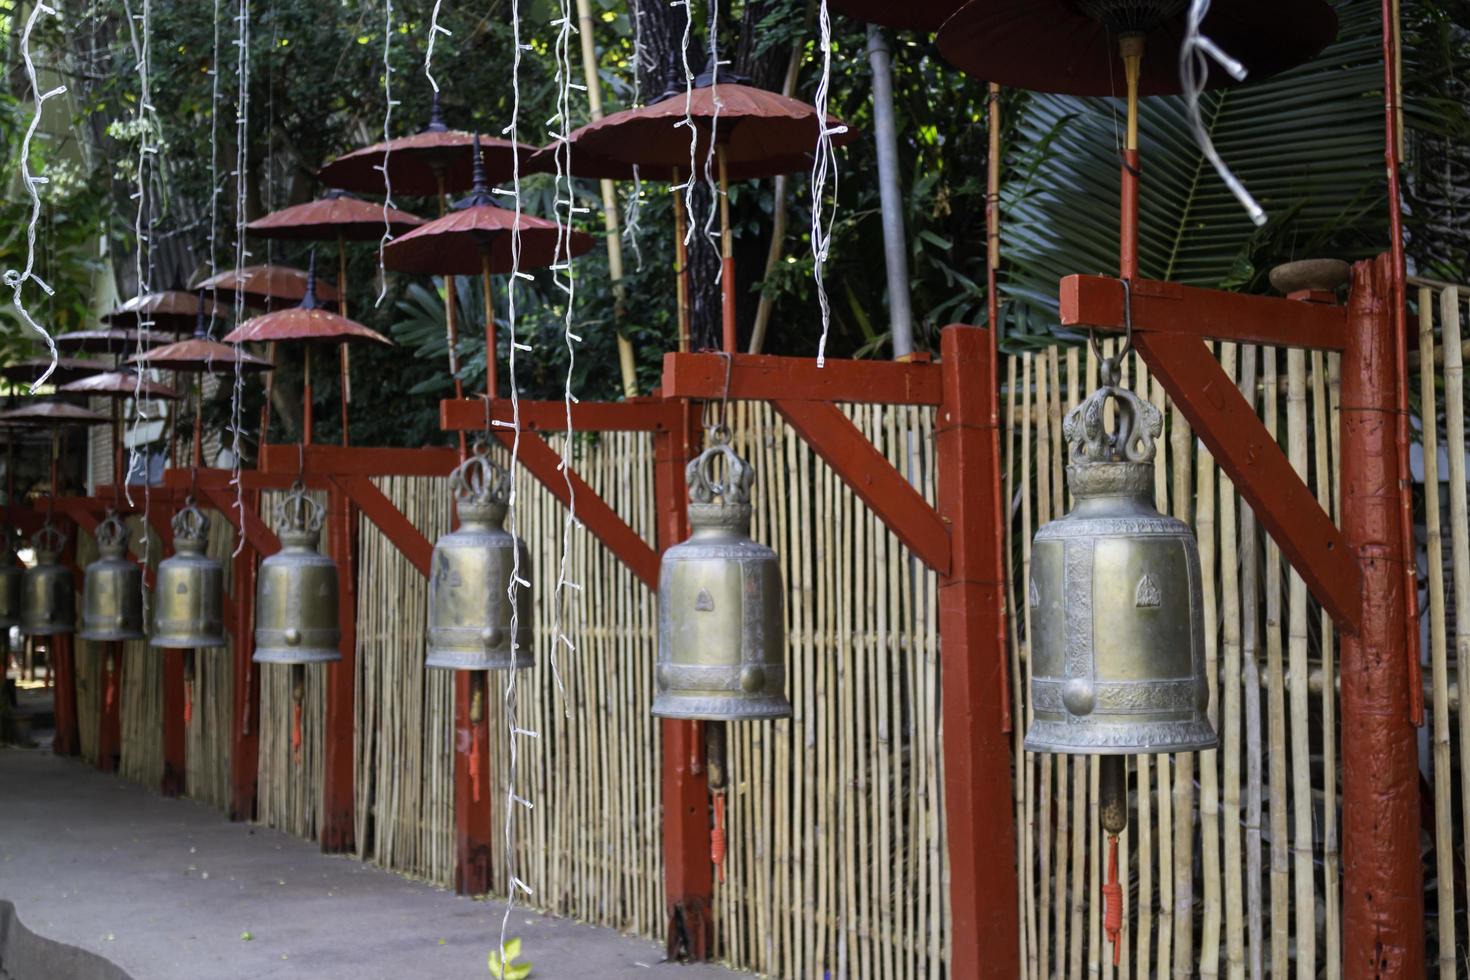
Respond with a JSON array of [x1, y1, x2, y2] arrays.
[[184, 682, 193, 727], [104, 664, 116, 710], [711, 793, 727, 883], [292, 701, 302, 759], [1103, 834, 1123, 965], [470, 720, 482, 803]]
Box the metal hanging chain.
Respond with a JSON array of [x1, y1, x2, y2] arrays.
[[1088, 276, 1134, 368]]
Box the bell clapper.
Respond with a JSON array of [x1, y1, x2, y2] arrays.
[[469, 672, 485, 803], [291, 663, 306, 759], [183, 650, 196, 727], [706, 721, 728, 883], [1099, 754, 1128, 964]]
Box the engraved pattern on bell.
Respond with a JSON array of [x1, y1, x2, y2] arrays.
[[426, 444, 532, 671], [0, 526, 24, 631], [1024, 360, 1216, 755], [80, 511, 146, 641], [152, 499, 227, 649], [253, 482, 340, 664], [653, 430, 791, 721], [21, 521, 75, 637]]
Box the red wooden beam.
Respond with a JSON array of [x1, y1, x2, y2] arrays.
[[1133, 332, 1362, 628], [321, 486, 357, 854], [772, 400, 951, 575], [331, 476, 434, 579], [229, 506, 261, 822], [935, 325, 1020, 979], [494, 430, 660, 592], [259, 443, 458, 479], [441, 396, 681, 434], [662, 351, 943, 405], [1060, 274, 1349, 351]]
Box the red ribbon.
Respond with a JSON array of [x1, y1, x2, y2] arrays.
[[1103, 834, 1123, 965], [711, 794, 727, 884]]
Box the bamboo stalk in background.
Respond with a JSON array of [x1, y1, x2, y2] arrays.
[[1442, 288, 1470, 965], [1285, 347, 1315, 979], [1169, 392, 1193, 980], [1238, 345, 1264, 980], [1310, 345, 1340, 980], [1218, 347, 1245, 980], [1195, 343, 1222, 980], [1419, 290, 1455, 976], [1263, 348, 1289, 979]]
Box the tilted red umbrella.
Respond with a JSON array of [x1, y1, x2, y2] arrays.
[[195, 264, 342, 311], [58, 371, 182, 401], [0, 401, 112, 427], [1, 357, 112, 385], [935, 0, 1337, 96], [316, 94, 548, 200], [104, 291, 229, 334], [128, 337, 272, 375], [383, 135, 592, 399], [52, 328, 172, 354], [247, 192, 424, 243], [826, 0, 962, 30]]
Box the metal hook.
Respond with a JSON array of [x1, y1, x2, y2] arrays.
[[1088, 277, 1135, 366], [716, 349, 733, 431]]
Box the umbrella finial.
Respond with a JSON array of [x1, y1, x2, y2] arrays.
[[452, 135, 495, 210], [300, 251, 321, 311], [425, 90, 449, 133]]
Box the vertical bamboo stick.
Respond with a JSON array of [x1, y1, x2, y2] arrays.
[[1237, 346, 1265, 980], [1195, 344, 1222, 980], [1441, 289, 1470, 967], [1285, 347, 1315, 979], [1218, 347, 1244, 980], [1263, 348, 1289, 980]]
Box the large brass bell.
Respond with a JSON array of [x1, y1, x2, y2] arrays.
[[0, 526, 23, 631], [1025, 357, 1215, 756], [152, 499, 226, 649], [426, 443, 531, 671], [253, 482, 339, 664], [79, 511, 146, 641], [21, 521, 75, 636], [653, 429, 790, 721]]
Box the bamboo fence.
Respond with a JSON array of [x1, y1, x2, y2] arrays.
[[72, 288, 1470, 976]]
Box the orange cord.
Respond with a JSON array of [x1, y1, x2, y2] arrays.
[[292, 701, 303, 759], [104, 666, 116, 710], [184, 682, 193, 727], [469, 721, 482, 803], [711, 794, 727, 883], [1103, 834, 1123, 965]]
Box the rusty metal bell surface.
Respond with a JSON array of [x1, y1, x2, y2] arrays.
[[152, 500, 227, 649], [426, 445, 531, 671], [253, 483, 340, 664], [653, 430, 790, 721], [1025, 358, 1216, 755], [0, 528, 24, 630], [79, 511, 146, 641], [21, 521, 75, 636]]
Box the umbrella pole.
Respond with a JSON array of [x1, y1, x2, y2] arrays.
[[303, 345, 314, 447], [481, 252, 498, 400], [672, 169, 692, 354], [261, 341, 278, 448], [339, 233, 351, 448], [1119, 36, 1142, 282], [438, 171, 468, 457], [112, 399, 123, 500], [718, 146, 737, 355]]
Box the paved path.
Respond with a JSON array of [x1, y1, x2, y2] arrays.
[[0, 747, 741, 980]]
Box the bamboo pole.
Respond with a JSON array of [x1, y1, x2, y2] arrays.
[[1196, 343, 1222, 980], [1238, 346, 1265, 980], [1442, 288, 1470, 966], [1263, 348, 1289, 980], [1285, 347, 1315, 979], [1218, 345, 1244, 980]]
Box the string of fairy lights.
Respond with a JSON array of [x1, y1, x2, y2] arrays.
[[228, 0, 252, 549], [376, 0, 399, 307], [811, 0, 840, 367]]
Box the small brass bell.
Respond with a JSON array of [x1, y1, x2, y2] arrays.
[[79, 511, 147, 642], [653, 429, 790, 721], [426, 444, 531, 671], [21, 521, 75, 636], [253, 483, 340, 664], [152, 499, 227, 649], [1024, 357, 1215, 757], [0, 527, 24, 631]]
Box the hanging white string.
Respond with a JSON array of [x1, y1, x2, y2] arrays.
[[699, 0, 723, 260], [120, 0, 156, 520], [676, 0, 696, 248], [546, 0, 578, 712], [375, 0, 400, 307], [622, 0, 645, 271], [810, 0, 841, 367], [424, 0, 451, 93], [228, 0, 252, 553], [498, 0, 533, 958], [5, 2, 65, 393], [1180, 0, 1265, 226]]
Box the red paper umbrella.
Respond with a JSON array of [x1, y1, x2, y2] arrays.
[[0, 401, 112, 427], [936, 0, 1337, 96], [826, 0, 964, 31], [131, 337, 273, 375], [104, 291, 229, 333], [247, 192, 424, 243], [58, 371, 182, 400], [1, 357, 112, 385], [52, 328, 172, 354], [317, 95, 547, 199], [195, 264, 342, 310]]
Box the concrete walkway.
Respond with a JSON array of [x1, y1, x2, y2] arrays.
[[0, 747, 742, 980]]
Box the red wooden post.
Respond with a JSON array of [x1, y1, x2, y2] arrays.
[[229, 511, 261, 821], [936, 324, 1020, 979], [161, 648, 187, 797], [1340, 255, 1423, 976], [97, 640, 123, 773], [321, 487, 357, 853], [454, 671, 493, 894], [51, 632, 79, 756], [654, 399, 713, 961]]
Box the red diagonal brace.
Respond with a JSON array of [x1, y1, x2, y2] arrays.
[[495, 430, 659, 591], [1134, 332, 1361, 629], [771, 400, 951, 575], [663, 351, 943, 405], [332, 475, 434, 579]]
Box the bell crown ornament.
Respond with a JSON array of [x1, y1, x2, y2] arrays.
[[653, 428, 791, 721], [426, 443, 531, 671], [21, 519, 75, 636], [1024, 357, 1216, 756], [253, 481, 340, 664], [80, 510, 147, 641], [151, 498, 227, 649]]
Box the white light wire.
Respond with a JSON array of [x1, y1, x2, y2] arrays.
[[622, 0, 645, 271], [1180, 0, 1265, 226], [5, 2, 65, 392], [677, 0, 696, 248], [424, 0, 451, 93], [700, 0, 723, 260], [810, 0, 841, 366], [376, 0, 400, 307], [228, 0, 252, 553]]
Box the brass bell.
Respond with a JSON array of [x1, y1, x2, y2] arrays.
[[152, 500, 227, 649], [426, 444, 531, 671], [79, 511, 146, 641], [253, 482, 340, 664], [21, 521, 75, 636], [1025, 357, 1215, 757], [0, 527, 24, 631], [653, 429, 790, 721]]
